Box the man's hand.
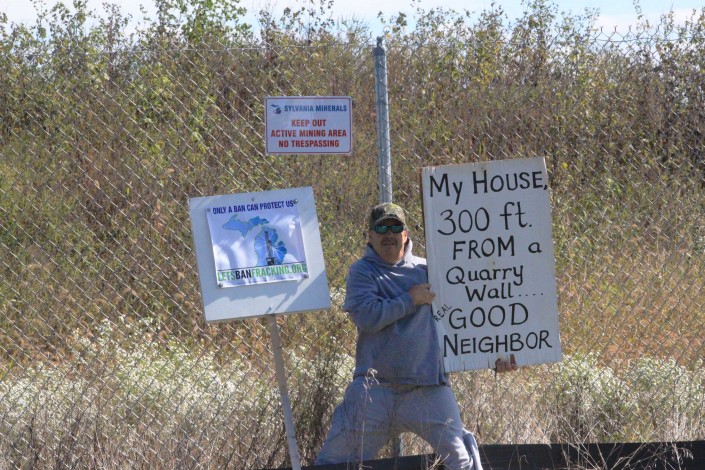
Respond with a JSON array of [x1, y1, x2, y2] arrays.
[[495, 355, 518, 373], [409, 283, 436, 306]]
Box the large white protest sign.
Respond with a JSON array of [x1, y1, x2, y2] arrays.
[[265, 96, 352, 155], [189, 187, 331, 322], [422, 157, 562, 372]]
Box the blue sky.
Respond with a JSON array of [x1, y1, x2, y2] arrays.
[[3, 0, 704, 35]]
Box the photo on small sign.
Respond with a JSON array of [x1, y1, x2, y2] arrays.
[[205, 199, 308, 287]]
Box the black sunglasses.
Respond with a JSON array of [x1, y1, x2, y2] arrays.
[[373, 224, 405, 234]]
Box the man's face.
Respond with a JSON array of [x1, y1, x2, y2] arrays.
[[368, 218, 408, 264]]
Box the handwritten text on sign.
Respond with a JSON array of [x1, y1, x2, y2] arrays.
[[265, 96, 352, 155], [422, 157, 562, 372]]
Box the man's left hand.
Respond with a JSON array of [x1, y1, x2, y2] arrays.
[[495, 355, 518, 373]]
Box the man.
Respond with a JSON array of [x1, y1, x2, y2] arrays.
[[316, 202, 517, 469]]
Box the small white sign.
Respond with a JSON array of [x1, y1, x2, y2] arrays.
[[189, 187, 331, 322], [265, 96, 352, 155], [422, 157, 562, 372]]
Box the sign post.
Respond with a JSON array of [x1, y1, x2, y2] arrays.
[[268, 314, 302, 470], [189, 186, 330, 470], [421, 157, 562, 373]]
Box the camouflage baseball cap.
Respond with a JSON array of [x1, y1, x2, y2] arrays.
[[368, 202, 407, 230]]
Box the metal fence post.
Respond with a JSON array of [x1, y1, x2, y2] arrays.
[[373, 35, 403, 458], [374, 36, 393, 205]]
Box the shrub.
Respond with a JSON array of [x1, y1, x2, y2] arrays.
[[623, 356, 705, 441], [545, 353, 635, 442]]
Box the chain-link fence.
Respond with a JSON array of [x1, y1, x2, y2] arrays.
[[2, 4, 705, 468]]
